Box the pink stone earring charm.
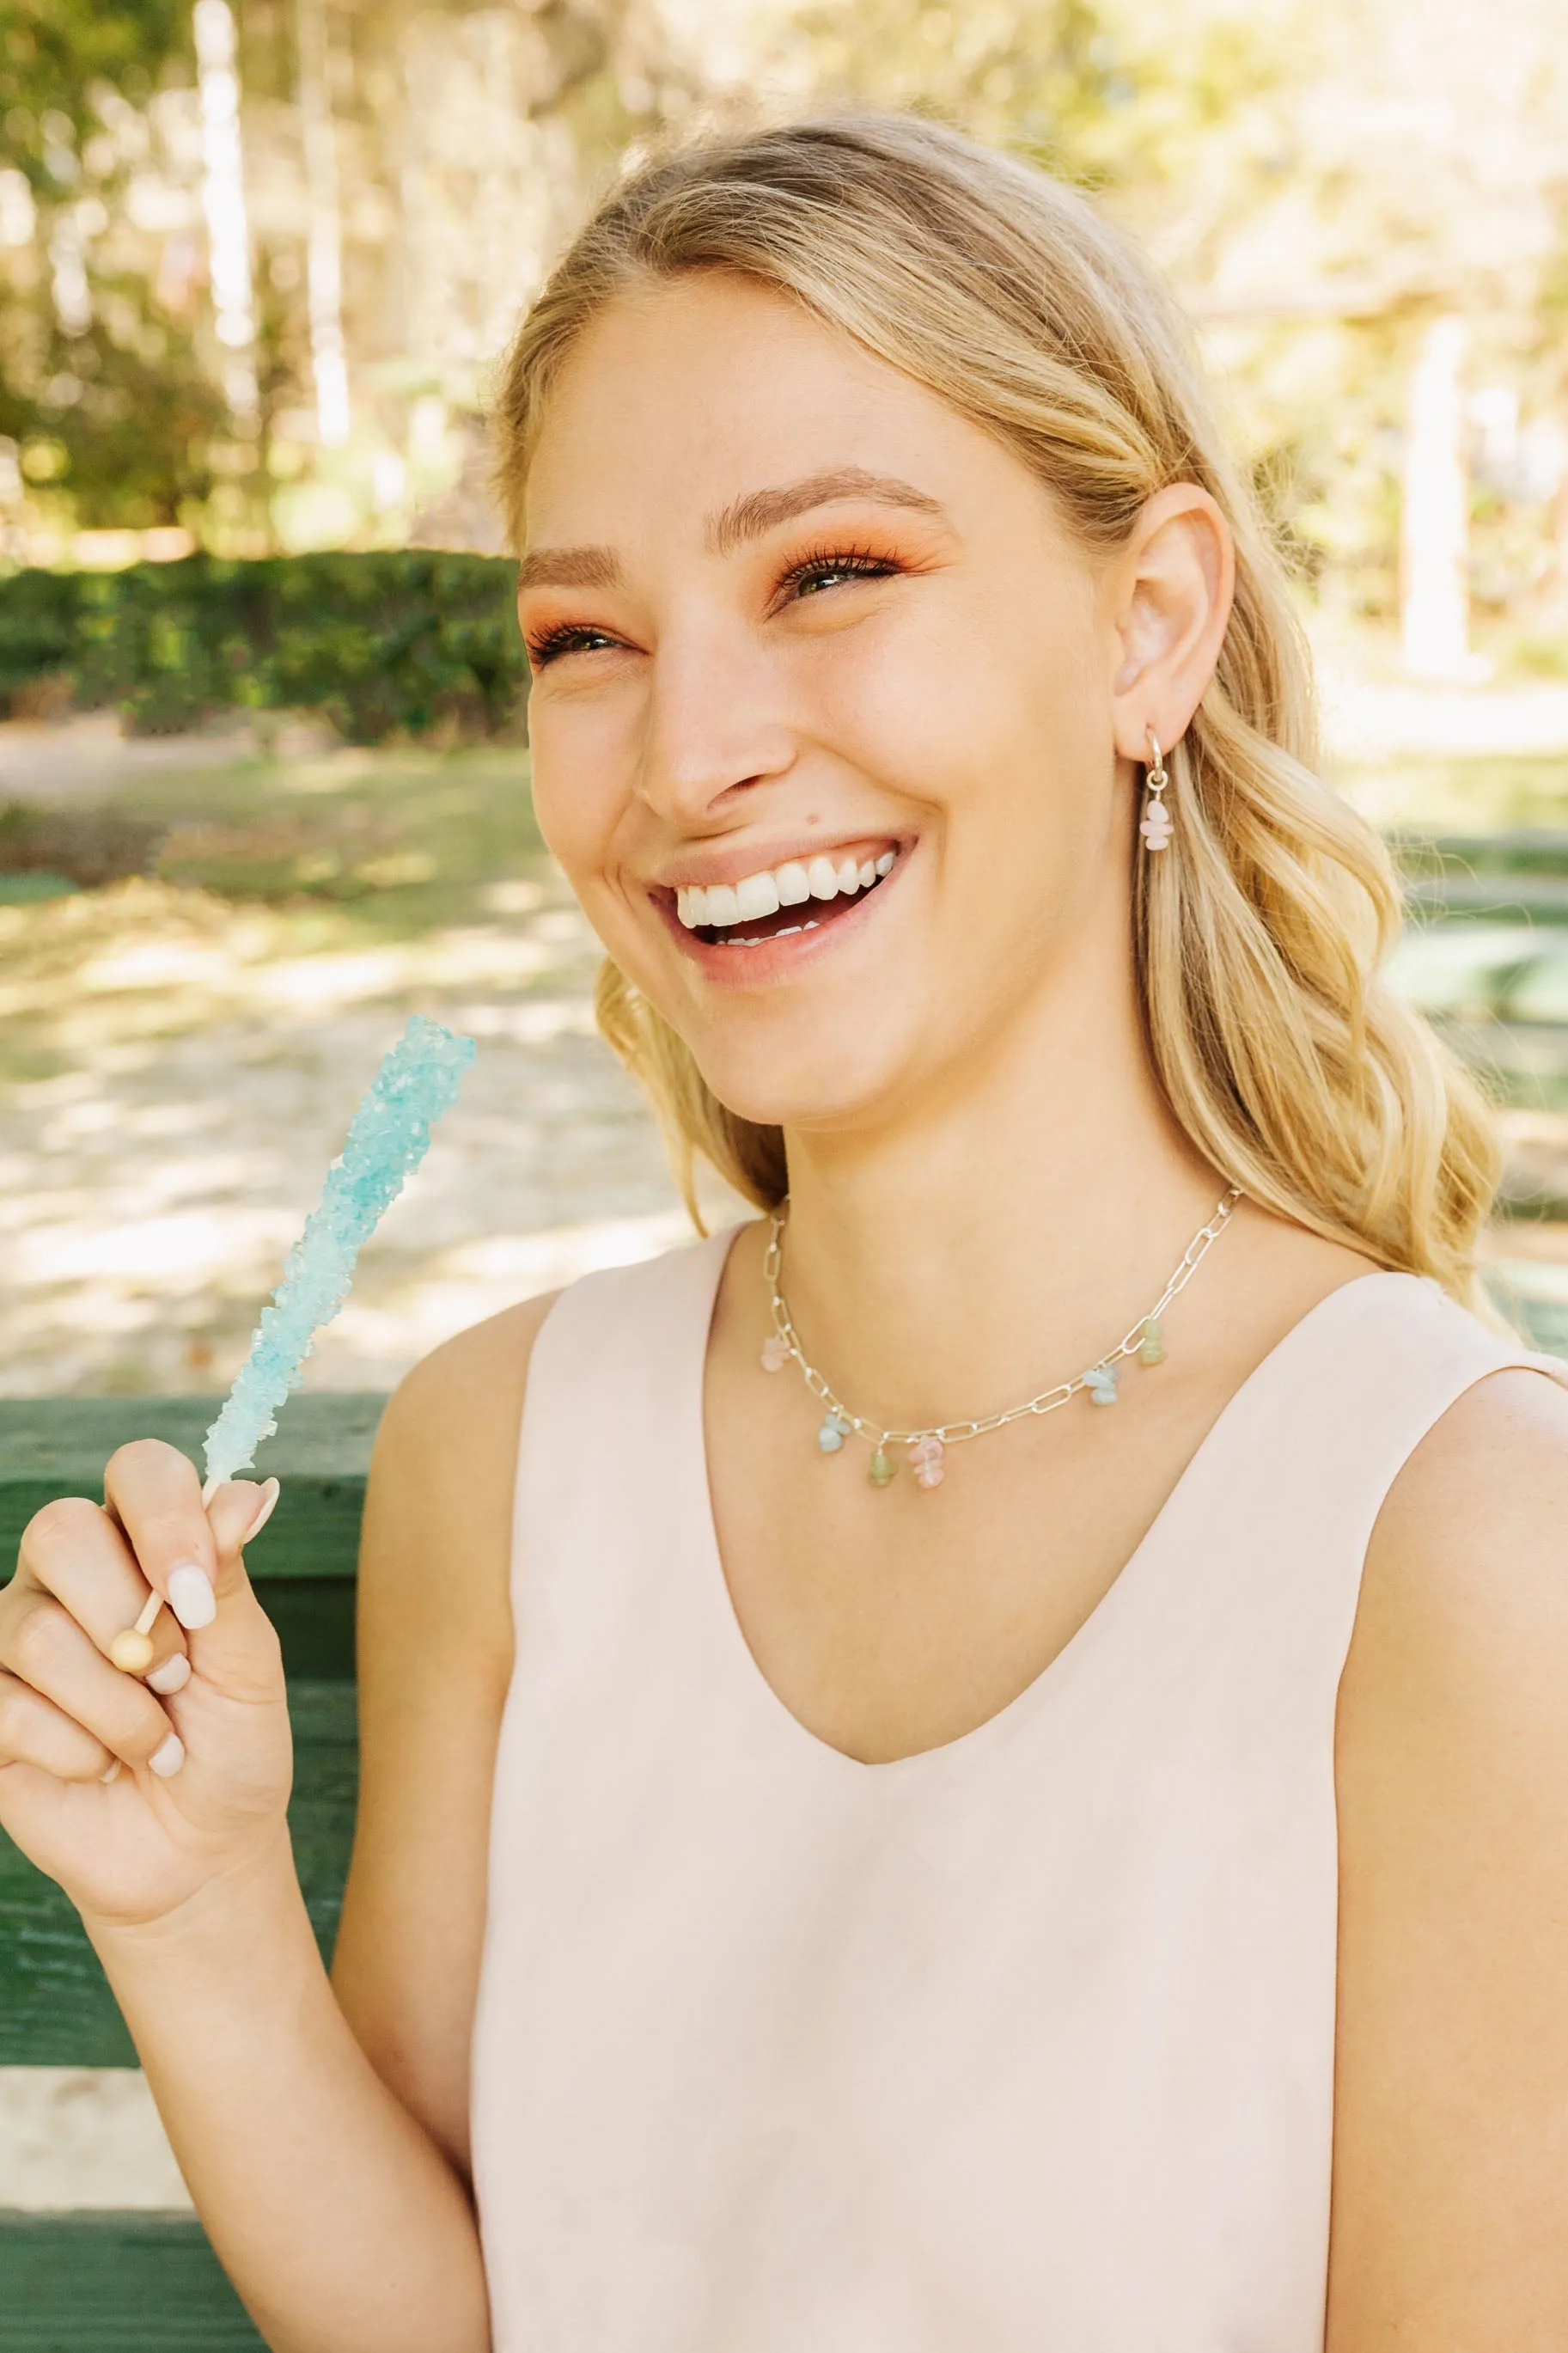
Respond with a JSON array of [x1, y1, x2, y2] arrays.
[[1139, 729, 1173, 853]]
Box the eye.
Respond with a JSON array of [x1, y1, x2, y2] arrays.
[[776, 547, 903, 604], [526, 623, 622, 670]]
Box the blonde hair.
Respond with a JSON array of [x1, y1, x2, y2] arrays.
[[493, 113, 1499, 1299]]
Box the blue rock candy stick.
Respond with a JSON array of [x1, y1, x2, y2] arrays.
[[202, 1015, 476, 1489]]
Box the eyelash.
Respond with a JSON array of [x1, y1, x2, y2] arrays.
[[526, 621, 619, 669], [524, 545, 905, 669], [772, 543, 904, 602]]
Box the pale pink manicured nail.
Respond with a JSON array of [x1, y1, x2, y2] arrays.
[[145, 1653, 192, 1696], [167, 1563, 216, 1629], [148, 1732, 185, 1778], [242, 1478, 280, 1543], [99, 1758, 123, 1785]]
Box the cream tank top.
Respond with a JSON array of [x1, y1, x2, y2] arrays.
[[469, 1233, 1559, 2352]]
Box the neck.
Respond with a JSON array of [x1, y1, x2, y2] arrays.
[[775, 950, 1223, 1430]]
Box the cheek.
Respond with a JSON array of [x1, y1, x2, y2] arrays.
[[811, 583, 1091, 836], [525, 706, 621, 884]]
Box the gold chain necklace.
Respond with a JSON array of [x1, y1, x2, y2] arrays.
[[760, 1188, 1243, 1489]]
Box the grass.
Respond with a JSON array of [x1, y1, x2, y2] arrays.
[[133, 743, 547, 939]]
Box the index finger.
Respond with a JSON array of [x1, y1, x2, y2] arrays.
[[102, 1439, 217, 1632]]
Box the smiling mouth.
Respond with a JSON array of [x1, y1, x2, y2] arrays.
[[673, 846, 899, 949]]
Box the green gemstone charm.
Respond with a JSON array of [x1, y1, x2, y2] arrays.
[[868, 1446, 897, 1487], [1138, 1317, 1166, 1367]]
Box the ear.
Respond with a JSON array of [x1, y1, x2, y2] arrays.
[[1107, 484, 1235, 766]]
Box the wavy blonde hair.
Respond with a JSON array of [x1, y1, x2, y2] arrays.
[[493, 112, 1499, 1299]]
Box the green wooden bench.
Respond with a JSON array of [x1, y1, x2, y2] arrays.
[[0, 1397, 383, 2352]]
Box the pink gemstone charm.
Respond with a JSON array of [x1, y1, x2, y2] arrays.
[[760, 1334, 790, 1373], [907, 1435, 945, 1489], [1139, 797, 1173, 851]]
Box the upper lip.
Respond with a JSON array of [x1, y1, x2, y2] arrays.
[[647, 834, 905, 894]]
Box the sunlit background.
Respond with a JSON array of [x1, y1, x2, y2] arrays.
[[3, 0, 1568, 1399]]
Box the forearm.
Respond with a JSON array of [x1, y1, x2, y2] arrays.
[[88, 1834, 491, 2353]]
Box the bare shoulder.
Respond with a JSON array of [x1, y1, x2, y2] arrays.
[[1329, 1359, 1568, 2344], [1354, 1357, 1568, 1689], [367, 1291, 563, 1598], [1343, 1354, 1568, 1850], [332, 1290, 560, 2173]]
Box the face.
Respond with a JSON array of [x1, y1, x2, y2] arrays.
[[520, 272, 1200, 1139]]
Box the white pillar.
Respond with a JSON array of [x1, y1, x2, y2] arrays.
[[193, 0, 258, 422], [1400, 315, 1471, 680], [48, 203, 91, 337], [296, 0, 351, 448]]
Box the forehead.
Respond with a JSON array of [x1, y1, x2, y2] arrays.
[[521, 272, 1009, 547]]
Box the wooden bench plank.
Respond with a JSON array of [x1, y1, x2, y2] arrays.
[[0, 1683, 358, 2068], [0, 2212, 265, 2349], [0, 1394, 385, 1584]]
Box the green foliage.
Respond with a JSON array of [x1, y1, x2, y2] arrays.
[[0, 304, 226, 530], [0, 551, 528, 743], [1, 3, 225, 532], [0, 0, 191, 180]]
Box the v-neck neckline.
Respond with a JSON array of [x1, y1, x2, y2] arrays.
[[688, 1226, 1410, 1778]]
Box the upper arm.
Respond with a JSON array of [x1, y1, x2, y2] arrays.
[[329, 1291, 558, 2181], [1329, 1365, 1568, 2350]]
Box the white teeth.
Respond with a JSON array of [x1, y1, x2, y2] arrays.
[[674, 846, 900, 931]]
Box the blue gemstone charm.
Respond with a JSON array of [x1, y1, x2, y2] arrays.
[[1083, 1364, 1120, 1406], [817, 1412, 851, 1453]]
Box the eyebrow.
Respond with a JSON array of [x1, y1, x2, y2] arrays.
[[705, 468, 948, 556], [516, 468, 948, 596], [516, 544, 623, 594]]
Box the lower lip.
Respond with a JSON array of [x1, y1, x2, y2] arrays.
[[656, 856, 907, 989]]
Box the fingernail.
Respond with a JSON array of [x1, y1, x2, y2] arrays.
[[167, 1563, 216, 1630], [99, 1758, 123, 1785], [243, 1478, 281, 1544], [145, 1653, 192, 1696], [148, 1732, 185, 1778]]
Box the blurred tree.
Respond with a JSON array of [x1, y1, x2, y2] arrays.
[[1, 0, 228, 535], [1, 0, 190, 178]]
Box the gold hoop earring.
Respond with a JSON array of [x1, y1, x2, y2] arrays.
[[1139, 729, 1172, 853]]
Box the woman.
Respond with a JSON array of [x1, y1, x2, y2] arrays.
[[3, 113, 1568, 2353]]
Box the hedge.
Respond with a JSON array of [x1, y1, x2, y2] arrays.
[[0, 550, 527, 743]]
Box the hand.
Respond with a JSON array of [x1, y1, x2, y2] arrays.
[[0, 1441, 293, 1934]]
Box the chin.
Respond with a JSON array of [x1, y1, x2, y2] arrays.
[[685, 1010, 926, 1139]]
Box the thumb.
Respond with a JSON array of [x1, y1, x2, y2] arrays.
[[168, 1478, 284, 1696], [205, 1477, 281, 1581]]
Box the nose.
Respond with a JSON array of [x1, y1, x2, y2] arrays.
[[636, 617, 796, 826]]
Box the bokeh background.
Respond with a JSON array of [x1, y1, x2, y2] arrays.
[[4, 0, 1568, 1401], [3, 0, 1568, 2252]]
